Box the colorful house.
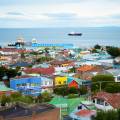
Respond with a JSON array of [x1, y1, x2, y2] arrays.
[[67, 77, 78, 89], [70, 101, 96, 120], [24, 67, 55, 75], [10, 77, 41, 96], [41, 76, 53, 93], [92, 92, 120, 111], [67, 77, 91, 89], [77, 65, 95, 73], [54, 76, 67, 86], [50, 60, 74, 67], [0, 82, 15, 96]]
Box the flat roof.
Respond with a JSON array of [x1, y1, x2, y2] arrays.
[[0, 104, 55, 119]]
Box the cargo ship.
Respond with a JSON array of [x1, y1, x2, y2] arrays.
[[68, 32, 82, 36]]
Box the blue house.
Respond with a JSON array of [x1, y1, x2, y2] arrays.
[[10, 77, 41, 96]]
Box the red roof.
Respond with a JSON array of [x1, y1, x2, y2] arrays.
[[92, 92, 120, 109], [14, 75, 31, 79], [24, 67, 55, 75], [68, 80, 78, 89], [0, 48, 31, 53], [75, 110, 96, 117]]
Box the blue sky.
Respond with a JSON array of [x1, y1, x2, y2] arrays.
[[0, 0, 120, 28]]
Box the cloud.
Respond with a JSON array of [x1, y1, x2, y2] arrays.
[[7, 12, 24, 16], [0, 0, 85, 6], [43, 13, 77, 20], [111, 14, 120, 19], [0, 0, 120, 27]]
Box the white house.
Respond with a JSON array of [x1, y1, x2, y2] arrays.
[[41, 76, 53, 93], [92, 92, 120, 111], [106, 69, 120, 82]]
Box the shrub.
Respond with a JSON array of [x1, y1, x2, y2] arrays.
[[67, 94, 78, 99], [68, 87, 78, 94], [79, 86, 88, 95], [0, 95, 11, 106]]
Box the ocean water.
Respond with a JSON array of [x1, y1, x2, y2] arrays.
[[0, 27, 120, 48]]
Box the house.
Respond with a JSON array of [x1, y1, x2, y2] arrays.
[[70, 101, 96, 120], [50, 60, 74, 67], [77, 65, 103, 75], [0, 82, 15, 96], [80, 50, 91, 55], [81, 53, 111, 61], [67, 77, 79, 89], [67, 77, 91, 89], [105, 69, 120, 82], [10, 62, 32, 68], [10, 76, 41, 96], [77, 65, 95, 73], [54, 76, 67, 86], [24, 67, 55, 75], [0, 48, 29, 55], [0, 104, 60, 120], [92, 92, 120, 110], [41, 76, 53, 93], [0, 56, 12, 65]]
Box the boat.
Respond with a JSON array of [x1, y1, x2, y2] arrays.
[[68, 32, 82, 36]]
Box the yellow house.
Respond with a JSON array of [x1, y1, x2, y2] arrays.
[[0, 56, 8, 60], [54, 76, 67, 86]]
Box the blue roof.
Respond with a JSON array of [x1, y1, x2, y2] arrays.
[[10, 62, 31, 67]]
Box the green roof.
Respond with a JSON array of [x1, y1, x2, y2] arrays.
[[49, 96, 86, 113], [49, 96, 68, 108], [0, 82, 14, 92]]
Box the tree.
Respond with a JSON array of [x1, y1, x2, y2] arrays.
[[54, 86, 68, 97], [105, 83, 120, 93], [68, 87, 78, 94], [0, 66, 6, 80], [36, 94, 43, 103], [41, 92, 52, 102], [106, 46, 120, 58], [78, 86, 88, 95], [94, 44, 101, 49], [19, 95, 34, 104], [91, 74, 114, 92], [93, 110, 119, 120], [11, 92, 22, 99], [69, 67, 76, 73], [6, 68, 18, 81], [36, 56, 53, 63], [0, 95, 11, 106]]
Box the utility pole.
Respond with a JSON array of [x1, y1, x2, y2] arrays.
[[99, 81, 102, 92]]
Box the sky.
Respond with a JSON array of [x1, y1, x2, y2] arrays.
[[0, 0, 120, 28]]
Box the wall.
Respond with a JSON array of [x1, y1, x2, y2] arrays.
[[55, 76, 67, 86]]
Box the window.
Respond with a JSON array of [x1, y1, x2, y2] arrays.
[[49, 81, 52, 85], [93, 99, 95, 103], [105, 102, 109, 106], [45, 81, 48, 85], [22, 83, 26, 86], [117, 76, 120, 81], [16, 84, 20, 87], [59, 81, 61, 84], [97, 99, 104, 105], [64, 81, 66, 84]]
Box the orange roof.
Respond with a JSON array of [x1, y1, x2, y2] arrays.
[[75, 110, 96, 117], [77, 65, 95, 72]]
